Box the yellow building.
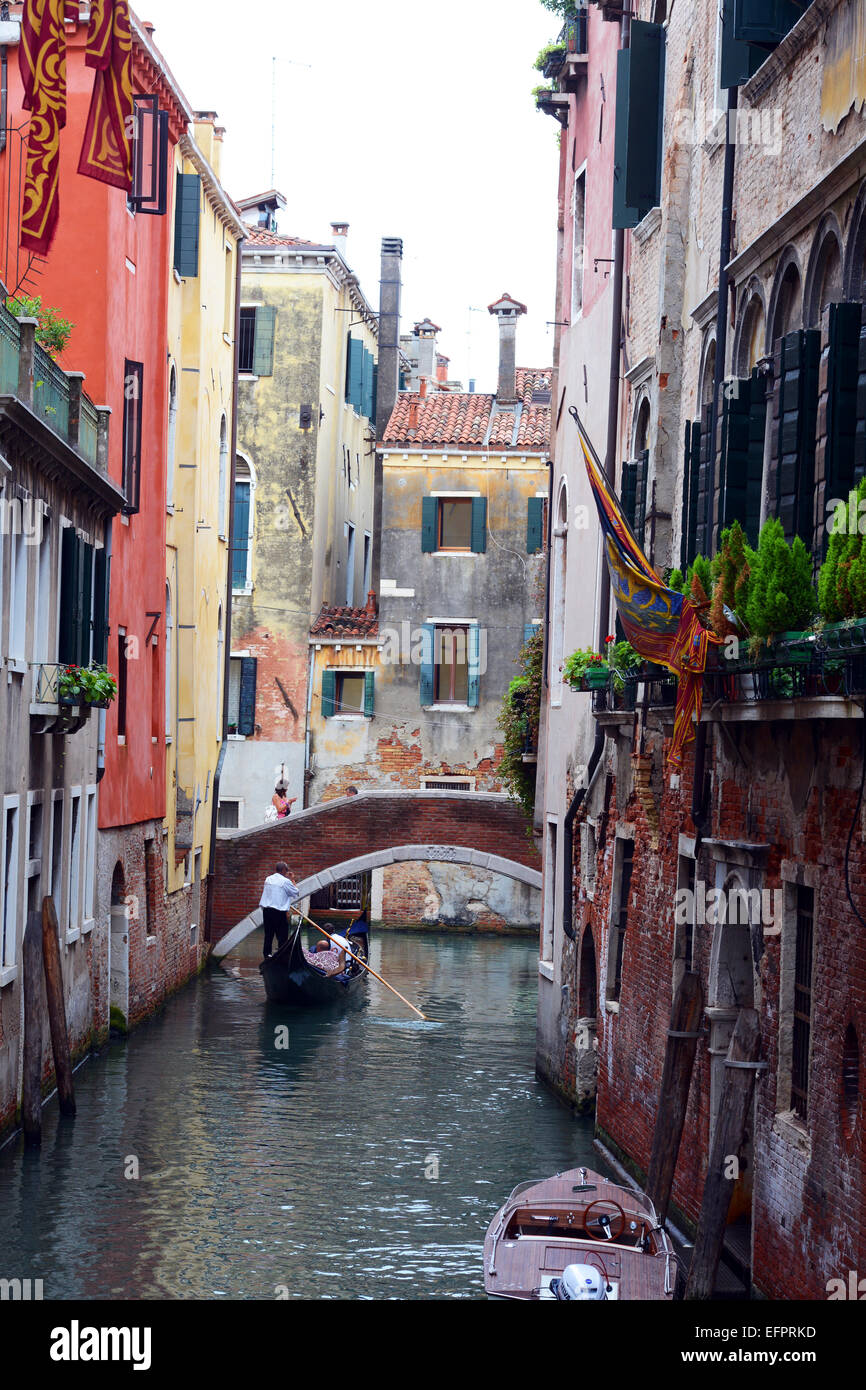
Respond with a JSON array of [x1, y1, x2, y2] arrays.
[[164, 116, 245, 923]]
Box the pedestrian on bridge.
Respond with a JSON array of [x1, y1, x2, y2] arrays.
[[259, 861, 300, 958]]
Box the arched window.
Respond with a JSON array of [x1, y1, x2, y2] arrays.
[[218, 415, 228, 538], [805, 224, 843, 327], [734, 290, 766, 376], [231, 455, 254, 592], [768, 255, 802, 347], [167, 364, 178, 509], [700, 337, 716, 408]]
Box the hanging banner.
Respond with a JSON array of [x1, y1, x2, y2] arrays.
[[18, 0, 77, 255], [78, 0, 134, 190]]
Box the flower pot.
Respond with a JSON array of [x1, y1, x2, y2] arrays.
[[584, 666, 610, 690], [88, 698, 111, 709]]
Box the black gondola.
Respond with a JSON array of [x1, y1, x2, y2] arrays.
[[259, 914, 370, 1006]]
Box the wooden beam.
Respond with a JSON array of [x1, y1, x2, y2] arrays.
[[41, 896, 76, 1117], [646, 970, 703, 1223], [685, 1007, 762, 1300]]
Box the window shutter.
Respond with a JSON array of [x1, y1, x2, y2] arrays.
[[173, 172, 201, 278], [79, 542, 93, 668], [237, 657, 257, 735], [719, 375, 765, 545], [635, 449, 649, 543], [360, 348, 373, 419], [231, 481, 251, 588], [720, 0, 767, 87], [733, 0, 804, 46], [773, 329, 820, 547], [680, 420, 702, 571], [59, 526, 79, 665], [855, 316, 866, 486], [93, 545, 109, 665], [526, 496, 544, 554], [467, 626, 481, 708], [321, 668, 336, 719], [130, 96, 168, 215], [419, 624, 435, 707], [825, 302, 861, 507], [371, 361, 378, 425], [695, 404, 712, 557], [620, 459, 637, 525], [363, 670, 375, 717], [745, 369, 767, 546], [421, 496, 438, 552], [523, 622, 537, 647], [252, 305, 276, 377], [613, 23, 665, 228], [470, 496, 487, 554], [346, 336, 363, 409]]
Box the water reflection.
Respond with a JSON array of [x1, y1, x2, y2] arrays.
[[0, 930, 602, 1299]]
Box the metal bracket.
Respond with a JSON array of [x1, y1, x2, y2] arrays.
[[724, 1059, 768, 1071], [145, 612, 161, 644]]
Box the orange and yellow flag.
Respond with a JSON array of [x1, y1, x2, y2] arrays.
[[19, 0, 77, 255], [77, 0, 134, 190]]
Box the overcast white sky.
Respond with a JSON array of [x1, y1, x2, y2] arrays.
[[141, 0, 561, 392]]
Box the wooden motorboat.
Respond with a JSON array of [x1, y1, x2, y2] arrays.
[[259, 918, 370, 1006], [483, 1166, 677, 1300]]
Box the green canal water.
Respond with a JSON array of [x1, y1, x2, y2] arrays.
[[0, 930, 602, 1300]]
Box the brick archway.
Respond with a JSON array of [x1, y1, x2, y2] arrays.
[[210, 791, 540, 954]]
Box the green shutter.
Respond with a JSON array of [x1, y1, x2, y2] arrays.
[[720, 0, 767, 87], [59, 526, 78, 665], [612, 51, 642, 230], [363, 670, 375, 717], [321, 668, 336, 719], [620, 460, 637, 528], [733, 0, 804, 46], [93, 545, 109, 665], [523, 622, 537, 649], [467, 626, 481, 708], [719, 375, 765, 545], [774, 329, 819, 547], [527, 496, 544, 554], [419, 624, 435, 707], [624, 22, 665, 213], [682, 420, 702, 569], [173, 172, 200, 278], [635, 449, 649, 543], [421, 496, 438, 552], [362, 348, 374, 419], [79, 542, 93, 668], [826, 302, 861, 506], [237, 657, 257, 735], [470, 496, 487, 554], [346, 336, 363, 409], [252, 305, 276, 377], [696, 404, 712, 557], [371, 361, 378, 425]]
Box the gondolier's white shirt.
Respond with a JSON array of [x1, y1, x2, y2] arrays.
[[259, 873, 300, 911]]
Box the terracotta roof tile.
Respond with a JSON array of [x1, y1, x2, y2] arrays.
[[382, 368, 552, 450], [244, 227, 317, 248], [310, 593, 379, 638]]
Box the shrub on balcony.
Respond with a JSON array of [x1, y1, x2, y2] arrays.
[[497, 626, 543, 825], [710, 520, 752, 638], [535, 41, 567, 73], [818, 478, 866, 622], [744, 517, 816, 640], [7, 294, 73, 360], [563, 646, 608, 689], [58, 663, 117, 707], [668, 555, 713, 607]]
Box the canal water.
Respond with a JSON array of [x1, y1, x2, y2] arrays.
[[0, 930, 602, 1300]]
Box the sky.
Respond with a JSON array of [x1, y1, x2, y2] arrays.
[[140, 0, 561, 392]]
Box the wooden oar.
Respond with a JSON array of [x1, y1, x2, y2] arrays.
[[290, 908, 427, 1021]]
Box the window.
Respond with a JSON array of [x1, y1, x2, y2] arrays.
[[581, 822, 597, 897], [543, 821, 557, 964], [50, 794, 63, 922], [227, 655, 257, 735], [608, 836, 635, 1003], [144, 838, 159, 938], [345, 336, 376, 417], [421, 496, 487, 554], [217, 799, 241, 829], [224, 246, 234, 336], [128, 95, 168, 214], [345, 523, 356, 606], [231, 458, 253, 590], [122, 361, 143, 514], [362, 533, 372, 596], [527, 496, 547, 555], [218, 416, 228, 538], [84, 789, 97, 925], [309, 871, 370, 912], [1, 797, 20, 973], [67, 790, 81, 935], [571, 169, 586, 320], [33, 514, 52, 665], [8, 525, 27, 661], [435, 626, 469, 703], [321, 668, 374, 718], [117, 629, 128, 738], [421, 776, 475, 791], [791, 885, 814, 1121], [237, 306, 276, 376], [173, 172, 201, 277], [674, 851, 697, 992], [167, 365, 178, 508]]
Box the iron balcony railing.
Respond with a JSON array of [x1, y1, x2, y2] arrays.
[[0, 301, 101, 468], [560, 9, 589, 55]]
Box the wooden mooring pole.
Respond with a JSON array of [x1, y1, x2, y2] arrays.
[[21, 911, 45, 1144], [685, 1007, 762, 1300], [41, 895, 76, 1116], [646, 970, 703, 1224]]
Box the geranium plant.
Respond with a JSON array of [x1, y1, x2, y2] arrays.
[[58, 663, 117, 706]]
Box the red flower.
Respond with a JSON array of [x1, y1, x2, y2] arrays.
[[604, 635, 615, 644]]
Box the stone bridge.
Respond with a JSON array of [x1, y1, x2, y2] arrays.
[[210, 790, 541, 957]]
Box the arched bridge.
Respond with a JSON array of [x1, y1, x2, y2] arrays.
[[211, 790, 541, 957]]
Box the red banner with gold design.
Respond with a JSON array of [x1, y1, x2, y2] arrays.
[[77, 0, 134, 191], [18, 0, 76, 255]]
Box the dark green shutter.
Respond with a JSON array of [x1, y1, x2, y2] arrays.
[[346, 336, 363, 409], [719, 374, 765, 545], [93, 545, 109, 665], [621, 459, 637, 526], [734, 0, 804, 46], [825, 302, 861, 506], [363, 670, 375, 717], [467, 627, 481, 708], [321, 668, 336, 718], [527, 496, 544, 554], [612, 51, 641, 230], [772, 329, 819, 547], [173, 173, 201, 277], [252, 305, 276, 376], [681, 420, 702, 571], [720, 0, 767, 87], [419, 624, 435, 707], [470, 496, 487, 553], [59, 526, 79, 665], [79, 542, 93, 668], [237, 656, 257, 735], [371, 361, 378, 425], [421, 496, 438, 552], [613, 23, 665, 228], [635, 449, 648, 542], [855, 316, 866, 485], [695, 404, 712, 557]]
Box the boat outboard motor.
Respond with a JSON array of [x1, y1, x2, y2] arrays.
[[551, 1264, 608, 1301]]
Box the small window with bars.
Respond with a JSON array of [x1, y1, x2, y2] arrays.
[[608, 837, 634, 1003], [421, 777, 474, 791], [122, 361, 143, 514]]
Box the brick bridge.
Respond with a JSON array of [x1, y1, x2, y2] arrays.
[[210, 790, 541, 957]]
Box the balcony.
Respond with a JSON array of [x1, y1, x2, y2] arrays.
[[0, 304, 104, 470], [30, 664, 93, 734]]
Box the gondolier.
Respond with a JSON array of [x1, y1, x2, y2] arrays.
[[259, 862, 300, 959]]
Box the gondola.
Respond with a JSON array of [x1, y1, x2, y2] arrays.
[[259, 913, 370, 1006]]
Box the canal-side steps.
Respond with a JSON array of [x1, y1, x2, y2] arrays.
[[211, 790, 542, 957]]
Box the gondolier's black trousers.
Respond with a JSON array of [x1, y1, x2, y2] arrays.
[[262, 907, 289, 957]]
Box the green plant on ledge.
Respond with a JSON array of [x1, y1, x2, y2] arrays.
[[818, 477, 866, 622], [744, 517, 816, 639], [7, 293, 73, 360], [534, 40, 566, 72], [58, 663, 117, 706], [563, 645, 608, 688], [497, 627, 543, 826]]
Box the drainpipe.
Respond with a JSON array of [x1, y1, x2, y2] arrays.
[[205, 233, 244, 944], [303, 648, 315, 809], [704, 86, 738, 551], [541, 454, 553, 689], [560, 3, 631, 944]]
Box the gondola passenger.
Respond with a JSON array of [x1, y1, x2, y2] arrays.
[[304, 936, 348, 977]]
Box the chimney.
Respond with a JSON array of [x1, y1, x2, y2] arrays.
[[414, 318, 439, 388], [330, 221, 349, 261], [375, 237, 403, 440], [488, 293, 527, 403]]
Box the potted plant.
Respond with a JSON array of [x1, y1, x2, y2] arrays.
[[818, 478, 866, 641], [57, 663, 117, 708], [563, 646, 609, 690], [58, 664, 85, 705], [535, 41, 567, 80], [745, 518, 817, 647]]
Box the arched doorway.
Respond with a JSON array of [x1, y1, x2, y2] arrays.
[[109, 861, 130, 1031]]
